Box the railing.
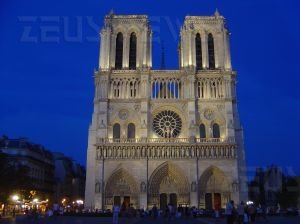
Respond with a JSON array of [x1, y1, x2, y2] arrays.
[[96, 144, 237, 160], [96, 137, 235, 145]]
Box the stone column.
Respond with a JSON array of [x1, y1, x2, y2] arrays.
[[202, 32, 208, 69], [123, 35, 128, 69]]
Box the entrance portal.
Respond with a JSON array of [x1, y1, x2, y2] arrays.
[[170, 193, 177, 207], [114, 196, 121, 206], [205, 193, 212, 209], [123, 196, 130, 208], [214, 193, 221, 210], [160, 194, 167, 210]]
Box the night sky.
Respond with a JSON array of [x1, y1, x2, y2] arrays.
[[0, 0, 299, 176]]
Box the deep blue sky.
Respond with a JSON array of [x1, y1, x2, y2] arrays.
[[0, 0, 299, 176]]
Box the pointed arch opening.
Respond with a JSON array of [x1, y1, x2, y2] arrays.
[[199, 124, 206, 138], [127, 123, 135, 139], [195, 33, 203, 70], [212, 123, 220, 138], [115, 32, 123, 69], [199, 166, 231, 209], [129, 32, 137, 70], [148, 162, 189, 207], [208, 33, 215, 69], [113, 123, 121, 140], [105, 168, 139, 208]]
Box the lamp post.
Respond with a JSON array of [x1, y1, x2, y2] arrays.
[[11, 195, 19, 217]]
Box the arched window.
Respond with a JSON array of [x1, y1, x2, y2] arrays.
[[200, 124, 206, 138], [113, 123, 121, 139], [195, 33, 203, 70], [115, 33, 123, 69], [129, 32, 137, 70], [208, 33, 215, 69], [127, 123, 135, 139], [212, 123, 220, 138]]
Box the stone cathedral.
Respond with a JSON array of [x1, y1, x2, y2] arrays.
[[85, 11, 248, 210]]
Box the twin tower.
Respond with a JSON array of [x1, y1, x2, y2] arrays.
[[99, 10, 231, 71], [85, 11, 247, 210]]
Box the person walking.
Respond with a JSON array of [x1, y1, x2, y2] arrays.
[[112, 203, 120, 224]]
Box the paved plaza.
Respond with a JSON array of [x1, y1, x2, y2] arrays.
[[1, 216, 300, 224]]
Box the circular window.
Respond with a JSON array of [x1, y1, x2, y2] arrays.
[[153, 110, 182, 138]]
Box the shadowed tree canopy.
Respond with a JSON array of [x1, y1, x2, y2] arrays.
[[0, 152, 33, 204]]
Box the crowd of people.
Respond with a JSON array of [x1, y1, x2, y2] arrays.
[[224, 200, 268, 224]]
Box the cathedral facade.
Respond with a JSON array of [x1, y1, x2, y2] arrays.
[[85, 11, 247, 210]]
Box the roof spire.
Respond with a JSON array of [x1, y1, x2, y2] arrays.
[[161, 41, 165, 69], [109, 9, 115, 17], [214, 8, 220, 17]]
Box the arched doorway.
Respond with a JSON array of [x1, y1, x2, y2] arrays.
[[105, 168, 139, 209], [199, 166, 231, 209], [149, 162, 189, 208]]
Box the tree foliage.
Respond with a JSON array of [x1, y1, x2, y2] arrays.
[[0, 152, 33, 204]]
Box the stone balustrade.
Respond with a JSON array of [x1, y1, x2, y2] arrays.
[[97, 137, 234, 145], [95, 140, 236, 160]]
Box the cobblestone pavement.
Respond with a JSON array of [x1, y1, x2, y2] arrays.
[[0, 215, 300, 224]]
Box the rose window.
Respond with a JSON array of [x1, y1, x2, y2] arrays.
[[153, 110, 182, 138]]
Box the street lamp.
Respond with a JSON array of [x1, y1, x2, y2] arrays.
[[12, 195, 19, 201]]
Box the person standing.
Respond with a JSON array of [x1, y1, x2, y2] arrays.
[[225, 200, 234, 224], [112, 204, 120, 224], [237, 201, 245, 224]]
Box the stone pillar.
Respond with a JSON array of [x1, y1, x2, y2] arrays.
[[224, 31, 232, 70], [202, 32, 208, 69], [123, 35, 128, 69], [110, 34, 116, 69]]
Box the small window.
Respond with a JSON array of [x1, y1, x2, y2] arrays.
[[212, 123, 220, 138], [200, 124, 206, 138], [127, 123, 135, 139], [113, 123, 121, 139]]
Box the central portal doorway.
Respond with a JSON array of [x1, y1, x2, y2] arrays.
[[113, 196, 131, 209], [159, 193, 177, 209], [160, 194, 167, 210]]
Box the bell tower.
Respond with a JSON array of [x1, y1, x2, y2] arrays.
[[99, 12, 152, 70], [180, 10, 232, 71]]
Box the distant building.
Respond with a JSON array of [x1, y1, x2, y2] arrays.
[[0, 136, 85, 203], [248, 165, 283, 206], [53, 152, 85, 202]]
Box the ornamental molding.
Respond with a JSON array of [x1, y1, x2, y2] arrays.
[[96, 144, 236, 160], [118, 109, 129, 120], [204, 108, 215, 120]]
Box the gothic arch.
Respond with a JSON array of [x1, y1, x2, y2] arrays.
[[199, 166, 231, 208], [148, 161, 190, 205], [129, 32, 137, 70], [207, 33, 215, 69], [105, 168, 139, 206], [115, 32, 123, 69]]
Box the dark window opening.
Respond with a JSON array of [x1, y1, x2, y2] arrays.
[[115, 33, 123, 69], [195, 33, 203, 70], [208, 33, 215, 69], [129, 32, 137, 70]]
